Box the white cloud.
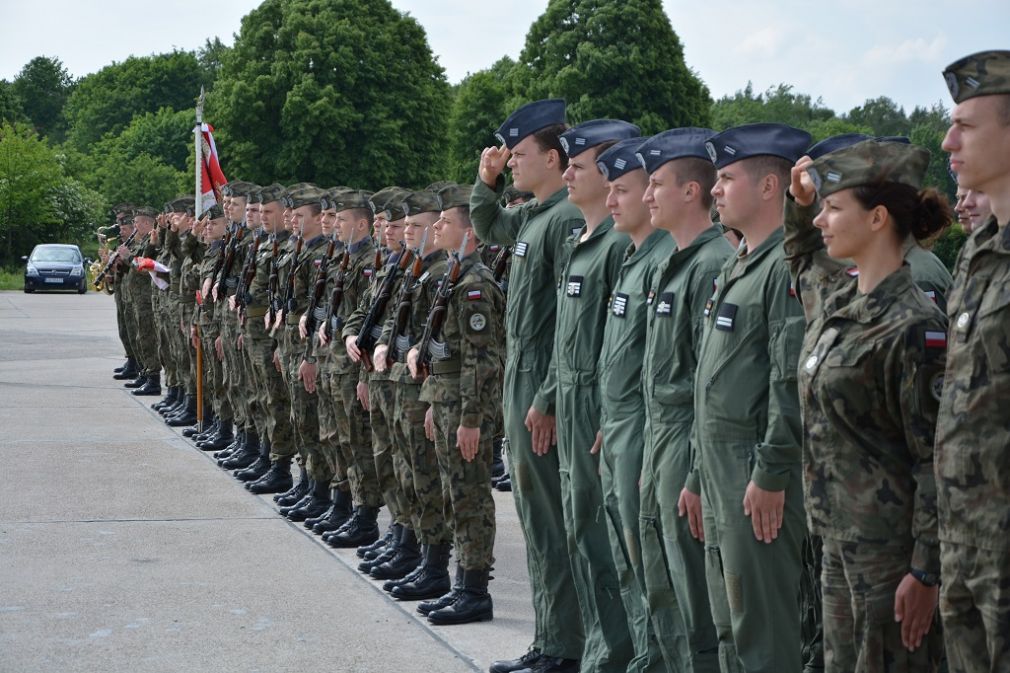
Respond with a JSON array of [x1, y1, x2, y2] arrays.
[[863, 34, 949, 66], [734, 25, 789, 58]]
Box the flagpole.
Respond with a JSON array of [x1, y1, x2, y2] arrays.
[[194, 87, 205, 432]]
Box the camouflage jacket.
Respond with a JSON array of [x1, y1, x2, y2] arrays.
[[936, 215, 1010, 550], [419, 250, 505, 428], [342, 245, 406, 383], [319, 236, 375, 373], [377, 251, 447, 384], [785, 199, 946, 572]]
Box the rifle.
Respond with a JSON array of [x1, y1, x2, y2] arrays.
[[492, 245, 512, 291], [215, 222, 247, 298], [414, 232, 469, 380], [205, 223, 234, 299], [354, 240, 410, 371], [388, 231, 430, 368], [93, 229, 138, 289], [265, 234, 281, 327], [235, 228, 266, 326], [321, 232, 359, 347], [271, 233, 304, 336], [303, 234, 342, 354]]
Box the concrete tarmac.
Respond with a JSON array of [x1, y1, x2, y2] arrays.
[[0, 291, 540, 673]]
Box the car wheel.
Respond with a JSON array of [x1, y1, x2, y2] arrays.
[[78, 282, 86, 294], [24, 287, 33, 293]]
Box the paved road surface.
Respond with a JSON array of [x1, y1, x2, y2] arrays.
[[0, 291, 538, 673]]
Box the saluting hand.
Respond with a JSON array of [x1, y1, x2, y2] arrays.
[[743, 481, 784, 543], [678, 488, 705, 542], [789, 155, 817, 207], [479, 144, 511, 188]]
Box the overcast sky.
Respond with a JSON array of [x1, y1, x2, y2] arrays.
[[1, 0, 1006, 115]]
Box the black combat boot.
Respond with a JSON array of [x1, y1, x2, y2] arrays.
[[491, 437, 505, 482], [197, 419, 234, 451], [221, 431, 259, 469], [113, 357, 130, 374], [275, 465, 309, 505], [371, 527, 422, 580], [279, 481, 315, 517], [153, 386, 179, 411], [417, 564, 464, 616], [488, 650, 545, 673], [326, 505, 380, 548], [358, 524, 402, 573], [235, 437, 271, 481], [132, 372, 161, 396], [495, 474, 512, 492], [124, 373, 148, 389], [426, 568, 492, 625], [166, 395, 197, 426], [247, 459, 293, 495], [183, 414, 215, 439], [215, 428, 247, 462], [390, 543, 452, 601], [285, 479, 332, 522], [113, 358, 138, 380], [311, 488, 352, 534], [357, 523, 396, 559]]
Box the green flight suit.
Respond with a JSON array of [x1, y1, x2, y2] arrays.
[[691, 227, 806, 673], [548, 217, 634, 673], [470, 177, 585, 660], [598, 229, 675, 673], [640, 226, 730, 673]]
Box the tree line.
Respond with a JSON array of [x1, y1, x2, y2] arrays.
[[0, 0, 963, 268]]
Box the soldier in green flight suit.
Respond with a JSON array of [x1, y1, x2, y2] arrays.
[[549, 119, 638, 673], [635, 128, 730, 673], [473, 99, 586, 673], [407, 183, 505, 625], [592, 138, 676, 673], [691, 123, 811, 673], [935, 49, 1010, 673]]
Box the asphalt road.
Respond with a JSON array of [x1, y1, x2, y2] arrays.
[[0, 291, 538, 673]]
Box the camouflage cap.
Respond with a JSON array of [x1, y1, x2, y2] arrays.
[[370, 186, 410, 220], [257, 183, 286, 205], [283, 185, 323, 209], [943, 50, 1010, 103], [424, 180, 456, 193], [133, 205, 159, 219], [165, 196, 195, 213], [806, 139, 930, 198], [402, 190, 441, 216], [247, 187, 263, 204], [435, 184, 472, 211], [331, 189, 374, 213], [501, 185, 533, 204], [221, 181, 259, 198]]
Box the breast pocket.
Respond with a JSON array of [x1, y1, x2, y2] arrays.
[[976, 283, 1010, 374]]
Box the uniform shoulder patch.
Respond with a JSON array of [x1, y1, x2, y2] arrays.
[[930, 372, 945, 402], [467, 289, 482, 301], [469, 313, 487, 331]]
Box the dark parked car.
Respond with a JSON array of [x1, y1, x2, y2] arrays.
[[23, 244, 89, 294]]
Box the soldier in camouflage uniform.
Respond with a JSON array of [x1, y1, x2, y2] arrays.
[[692, 124, 810, 673], [121, 206, 162, 396], [173, 202, 203, 429], [474, 99, 586, 673], [408, 184, 505, 626], [593, 138, 678, 673], [546, 120, 638, 673], [150, 208, 177, 409], [935, 50, 1010, 673], [635, 129, 730, 673], [193, 207, 228, 438], [154, 198, 196, 421], [111, 205, 140, 382], [786, 139, 949, 672]]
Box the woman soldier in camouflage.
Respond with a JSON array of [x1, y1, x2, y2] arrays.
[[783, 139, 949, 672]]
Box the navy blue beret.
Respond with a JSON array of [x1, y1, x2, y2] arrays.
[[559, 119, 640, 158], [705, 123, 812, 168], [597, 137, 651, 181], [635, 127, 715, 174], [495, 99, 567, 150], [807, 133, 911, 160]]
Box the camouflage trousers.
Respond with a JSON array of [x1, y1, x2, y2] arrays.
[[939, 541, 1010, 673], [640, 410, 716, 673], [393, 369, 449, 545], [114, 282, 134, 359], [331, 370, 379, 506], [599, 414, 667, 673], [369, 376, 411, 527], [153, 292, 175, 386], [315, 360, 348, 492], [243, 317, 295, 463], [556, 379, 634, 673], [200, 329, 226, 420], [279, 327, 324, 481], [431, 397, 495, 570], [128, 285, 160, 375], [178, 305, 197, 395], [822, 538, 943, 673], [219, 312, 248, 430]]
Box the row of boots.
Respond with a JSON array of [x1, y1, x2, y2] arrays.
[[114, 357, 162, 397]]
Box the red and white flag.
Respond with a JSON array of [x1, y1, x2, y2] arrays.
[[198, 122, 228, 214]]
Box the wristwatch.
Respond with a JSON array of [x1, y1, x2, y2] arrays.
[[910, 567, 941, 587]]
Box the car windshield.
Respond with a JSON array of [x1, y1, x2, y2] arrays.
[[31, 247, 81, 263]]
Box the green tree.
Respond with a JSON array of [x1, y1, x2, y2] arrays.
[[0, 122, 63, 263], [63, 51, 207, 149], [711, 83, 841, 132], [12, 56, 74, 141], [844, 96, 909, 137], [49, 177, 107, 247], [445, 58, 514, 183], [0, 80, 24, 124], [931, 222, 967, 271], [197, 37, 231, 87], [507, 0, 710, 132], [207, 0, 450, 188]]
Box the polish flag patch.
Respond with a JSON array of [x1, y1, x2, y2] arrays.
[[925, 331, 947, 349], [467, 289, 482, 301]]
